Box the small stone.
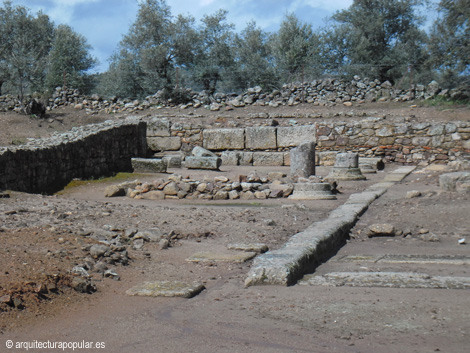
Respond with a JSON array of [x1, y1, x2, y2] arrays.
[[240, 191, 255, 200], [104, 269, 120, 281], [406, 190, 422, 199], [89, 244, 110, 258], [228, 190, 240, 199], [214, 176, 229, 183], [71, 277, 96, 293], [72, 266, 90, 277], [213, 190, 228, 200], [133, 238, 145, 250], [104, 185, 125, 197], [254, 191, 267, 199], [93, 261, 108, 274], [227, 243, 268, 253], [458, 238, 466, 245], [163, 181, 179, 195], [420, 233, 440, 242], [159, 238, 169, 250], [367, 224, 395, 238], [0, 295, 12, 305]]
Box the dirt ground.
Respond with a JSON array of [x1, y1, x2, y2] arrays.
[[0, 102, 469, 353]]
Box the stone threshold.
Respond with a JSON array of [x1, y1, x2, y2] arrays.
[[336, 254, 470, 265], [298, 271, 470, 290], [244, 166, 416, 287]]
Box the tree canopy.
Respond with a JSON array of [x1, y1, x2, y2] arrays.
[[1, 0, 469, 100], [429, 0, 470, 87], [0, 0, 95, 98]]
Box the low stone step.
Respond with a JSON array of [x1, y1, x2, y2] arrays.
[[299, 271, 470, 289], [336, 254, 470, 265]]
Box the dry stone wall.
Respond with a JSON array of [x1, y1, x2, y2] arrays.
[[146, 117, 470, 166], [0, 118, 147, 193], [1, 78, 464, 114]]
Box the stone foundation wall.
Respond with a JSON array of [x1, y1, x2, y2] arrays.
[[147, 117, 470, 166], [0, 118, 147, 193], [316, 118, 470, 164]]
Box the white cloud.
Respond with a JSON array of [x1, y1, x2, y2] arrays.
[[289, 0, 352, 13], [199, 0, 216, 6]]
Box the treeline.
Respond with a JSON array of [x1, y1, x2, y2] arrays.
[[0, 1, 95, 98], [0, 0, 469, 101]]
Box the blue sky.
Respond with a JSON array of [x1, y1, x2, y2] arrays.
[[9, 0, 435, 73]]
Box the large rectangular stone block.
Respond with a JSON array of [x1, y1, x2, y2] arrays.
[[132, 158, 167, 173], [221, 151, 240, 165], [184, 156, 222, 170], [253, 152, 284, 166], [147, 136, 182, 152], [239, 152, 253, 165], [277, 125, 317, 148], [245, 127, 277, 150], [147, 117, 170, 137], [203, 128, 245, 150]]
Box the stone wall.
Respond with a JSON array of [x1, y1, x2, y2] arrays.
[[315, 118, 470, 164], [0, 118, 147, 194], [1, 78, 463, 115], [146, 117, 470, 166]]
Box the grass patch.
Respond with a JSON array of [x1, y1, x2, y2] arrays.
[[55, 172, 147, 195], [417, 96, 470, 108]]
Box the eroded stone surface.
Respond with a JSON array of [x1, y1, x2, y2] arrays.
[[300, 272, 470, 290], [126, 281, 205, 298], [131, 158, 167, 173], [187, 251, 256, 263], [227, 243, 269, 253]]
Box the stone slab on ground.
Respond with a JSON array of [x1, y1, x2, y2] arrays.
[[227, 243, 268, 253], [439, 172, 470, 192], [131, 158, 167, 173], [383, 166, 416, 182], [186, 251, 257, 263], [299, 271, 470, 290], [125, 281, 205, 298], [184, 156, 222, 170], [337, 254, 470, 265]]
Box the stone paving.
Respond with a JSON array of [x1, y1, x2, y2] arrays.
[[244, 166, 416, 286]]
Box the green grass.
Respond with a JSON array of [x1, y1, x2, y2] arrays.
[[55, 172, 147, 195], [417, 96, 470, 108]]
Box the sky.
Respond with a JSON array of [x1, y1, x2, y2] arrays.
[[8, 0, 435, 73]]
